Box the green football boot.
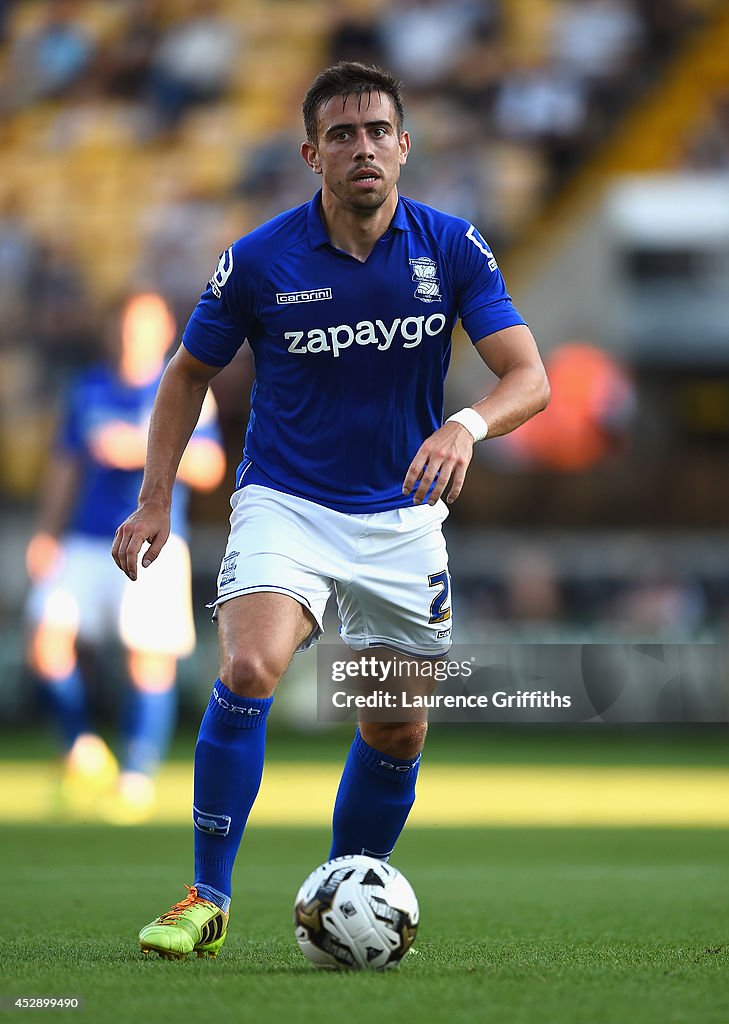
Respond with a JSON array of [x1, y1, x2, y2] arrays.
[[139, 885, 228, 960]]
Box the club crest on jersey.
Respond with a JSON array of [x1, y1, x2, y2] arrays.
[[409, 257, 442, 303], [209, 247, 233, 298], [219, 550, 238, 587]]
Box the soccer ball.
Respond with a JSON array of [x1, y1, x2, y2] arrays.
[[294, 855, 419, 970]]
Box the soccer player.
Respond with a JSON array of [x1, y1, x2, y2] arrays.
[[112, 62, 550, 957], [26, 292, 225, 823]]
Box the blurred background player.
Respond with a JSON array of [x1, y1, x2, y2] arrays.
[[25, 292, 226, 823]]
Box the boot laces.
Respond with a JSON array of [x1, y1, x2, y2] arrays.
[[158, 885, 210, 924]]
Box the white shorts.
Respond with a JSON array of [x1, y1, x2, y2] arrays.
[[26, 533, 196, 657], [212, 484, 453, 657]]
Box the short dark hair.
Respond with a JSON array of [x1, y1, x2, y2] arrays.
[[302, 61, 405, 143]]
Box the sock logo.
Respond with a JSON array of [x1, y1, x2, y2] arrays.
[[377, 755, 421, 772], [193, 806, 231, 836], [212, 687, 262, 715]]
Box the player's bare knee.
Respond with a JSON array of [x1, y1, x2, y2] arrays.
[[220, 648, 282, 698], [360, 720, 427, 759]]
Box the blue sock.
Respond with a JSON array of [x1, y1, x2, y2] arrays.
[[37, 667, 89, 751], [121, 686, 177, 777], [329, 729, 421, 861], [193, 680, 273, 911]]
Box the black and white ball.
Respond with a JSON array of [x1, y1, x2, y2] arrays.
[[294, 855, 419, 970]]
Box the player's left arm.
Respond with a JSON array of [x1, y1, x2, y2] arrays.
[[402, 324, 549, 505]]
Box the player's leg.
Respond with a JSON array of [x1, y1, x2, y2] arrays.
[[192, 593, 315, 904], [113, 534, 194, 822], [27, 620, 89, 752], [105, 649, 177, 823], [140, 592, 315, 959], [329, 661, 429, 861], [191, 484, 331, 914], [331, 501, 451, 860], [25, 544, 118, 808]]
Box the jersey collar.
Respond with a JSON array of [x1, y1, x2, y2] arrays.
[[307, 189, 411, 250]]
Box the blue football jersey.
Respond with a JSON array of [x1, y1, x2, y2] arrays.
[[58, 363, 220, 539], [182, 191, 526, 513]]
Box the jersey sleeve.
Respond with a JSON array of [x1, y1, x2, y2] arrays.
[[182, 239, 257, 367], [451, 223, 526, 343]]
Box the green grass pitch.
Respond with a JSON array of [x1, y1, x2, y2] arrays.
[[1, 823, 727, 1024]]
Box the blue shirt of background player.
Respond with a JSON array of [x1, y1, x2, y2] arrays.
[[182, 192, 526, 514], [58, 363, 219, 539]]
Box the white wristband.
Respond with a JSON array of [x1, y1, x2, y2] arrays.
[[446, 408, 489, 442]]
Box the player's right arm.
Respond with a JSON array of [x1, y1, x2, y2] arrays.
[[111, 346, 221, 581]]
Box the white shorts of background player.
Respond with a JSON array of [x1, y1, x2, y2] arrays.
[[27, 533, 196, 657]]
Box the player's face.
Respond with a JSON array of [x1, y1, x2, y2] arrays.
[[302, 92, 410, 212]]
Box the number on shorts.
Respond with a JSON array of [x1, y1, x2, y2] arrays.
[[428, 570, 451, 624]]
